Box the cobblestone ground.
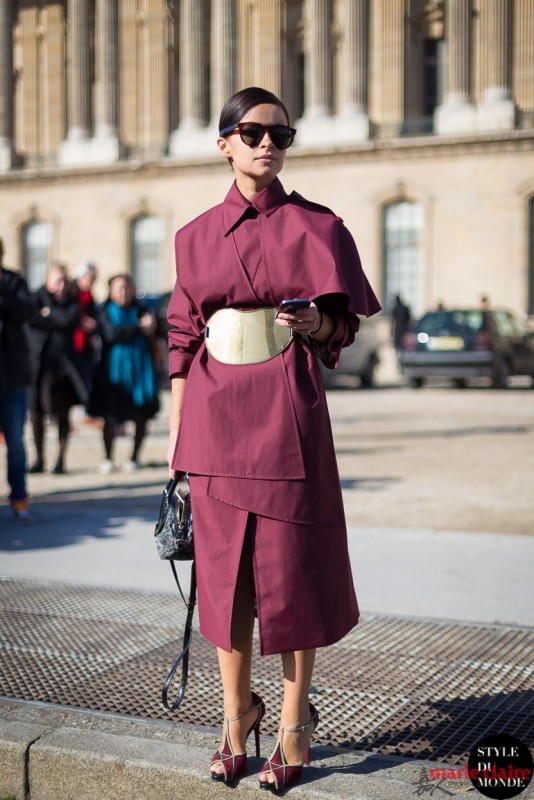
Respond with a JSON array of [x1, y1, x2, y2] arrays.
[[5, 372, 532, 537]]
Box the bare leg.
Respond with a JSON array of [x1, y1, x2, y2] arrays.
[[259, 648, 317, 785], [212, 533, 256, 776]]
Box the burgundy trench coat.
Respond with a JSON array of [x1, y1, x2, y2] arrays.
[[168, 178, 381, 655]]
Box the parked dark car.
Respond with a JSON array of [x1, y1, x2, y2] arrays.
[[399, 308, 534, 388], [320, 317, 382, 388]]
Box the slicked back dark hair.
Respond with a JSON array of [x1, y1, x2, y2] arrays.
[[218, 87, 290, 134]]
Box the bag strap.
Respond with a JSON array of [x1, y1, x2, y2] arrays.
[[161, 560, 197, 711]]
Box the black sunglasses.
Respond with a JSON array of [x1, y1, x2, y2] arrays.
[[219, 122, 297, 150]]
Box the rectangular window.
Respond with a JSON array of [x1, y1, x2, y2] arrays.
[[22, 221, 52, 290], [130, 215, 165, 293], [383, 201, 424, 317]]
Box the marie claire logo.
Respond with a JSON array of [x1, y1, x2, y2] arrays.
[[412, 735, 533, 799]]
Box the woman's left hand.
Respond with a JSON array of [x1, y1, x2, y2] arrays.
[[275, 301, 321, 336]]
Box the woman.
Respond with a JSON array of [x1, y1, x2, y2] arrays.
[[72, 260, 100, 407], [166, 87, 380, 792], [29, 263, 86, 474], [89, 274, 159, 473]]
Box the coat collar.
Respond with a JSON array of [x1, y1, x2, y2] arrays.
[[222, 178, 288, 235]]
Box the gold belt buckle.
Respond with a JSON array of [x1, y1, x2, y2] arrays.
[[204, 308, 293, 365]]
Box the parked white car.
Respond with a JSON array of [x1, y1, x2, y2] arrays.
[[319, 317, 383, 388]]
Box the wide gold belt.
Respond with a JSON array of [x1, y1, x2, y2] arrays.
[[204, 307, 293, 365]]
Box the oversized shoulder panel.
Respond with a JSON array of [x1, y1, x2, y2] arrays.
[[288, 191, 342, 222]]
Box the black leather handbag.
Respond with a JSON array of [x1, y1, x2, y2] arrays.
[[154, 475, 196, 711], [154, 475, 194, 561]]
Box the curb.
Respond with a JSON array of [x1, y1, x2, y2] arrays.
[[0, 699, 459, 800]]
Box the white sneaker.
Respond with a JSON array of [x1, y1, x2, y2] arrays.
[[122, 460, 139, 473], [99, 459, 114, 475]]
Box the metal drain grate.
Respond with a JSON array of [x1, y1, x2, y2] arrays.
[[0, 577, 532, 764]]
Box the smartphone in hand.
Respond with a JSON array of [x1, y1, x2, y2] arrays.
[[276, 298, 311, 316]]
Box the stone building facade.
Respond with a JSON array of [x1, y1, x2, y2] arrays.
[[0, 0, 533, 317]]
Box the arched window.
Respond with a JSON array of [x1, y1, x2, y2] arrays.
[[383, 200, 424, 317], [21, 220, 53, 289], [130, 214, 165, 293]]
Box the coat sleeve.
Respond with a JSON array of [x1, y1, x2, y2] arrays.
[[313, 218, 382, 369], [167, 238, 205, 377]]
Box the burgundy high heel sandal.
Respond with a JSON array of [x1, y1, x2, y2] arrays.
[[258, 702, 319, 793], [211, 691, 265, 784]]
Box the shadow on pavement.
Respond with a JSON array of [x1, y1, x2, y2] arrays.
[[0, 486, 161, 552]]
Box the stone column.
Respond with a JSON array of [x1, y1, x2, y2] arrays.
[[66, 0, 91, 140], [60, 0, 93, 163], [514, 0, 534, 115], [0, 1, 14, 169], [94, 0, 123, 158], [297, 0, 333, 145], [179, 0, 205, 129], [210, 0, 237, 128], [254, 0, 282, 95], [477, 0, 514, 130], [435, 0, 475, 134], [169, 0, 211, 154], [336, 0, 369, 140], [368, 0, 404, 137], [304, 0, 331, 119]]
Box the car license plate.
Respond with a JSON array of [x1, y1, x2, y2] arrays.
[[428, 336, 464, 351]]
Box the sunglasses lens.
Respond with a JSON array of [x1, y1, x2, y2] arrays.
[[270, 126, 294, 149], [238, 124, 295, 149], [239, 124, 264, 147]]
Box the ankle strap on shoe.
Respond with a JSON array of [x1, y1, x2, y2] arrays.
[[281, 718, 313, 734]]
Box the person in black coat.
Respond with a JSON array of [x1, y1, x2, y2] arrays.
[[391, 294, 411, 352], [88, 273, 159, 473], [0, 239, 37, 521], [28, 263, 87, 474]]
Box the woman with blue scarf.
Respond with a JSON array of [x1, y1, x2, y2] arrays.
[[89, 274, 159, 473]]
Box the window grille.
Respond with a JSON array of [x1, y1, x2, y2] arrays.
[[21, 220, 53, 290], [383, 201, 424, 318], [130, 214, 165, 293]]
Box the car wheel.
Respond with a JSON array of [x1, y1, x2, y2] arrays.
[[408, 377, 424, 388], [491, 358, 510, 389], [453, 378, 467, 389], [359, 355, 377, 388]]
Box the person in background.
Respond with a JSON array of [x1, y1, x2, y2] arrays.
[[73, 260, 100, 423], [88, 273, 159, 474], [391, 294, 411, 354], [0, 239, 36, 522], [28, 263, 87, 475]]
